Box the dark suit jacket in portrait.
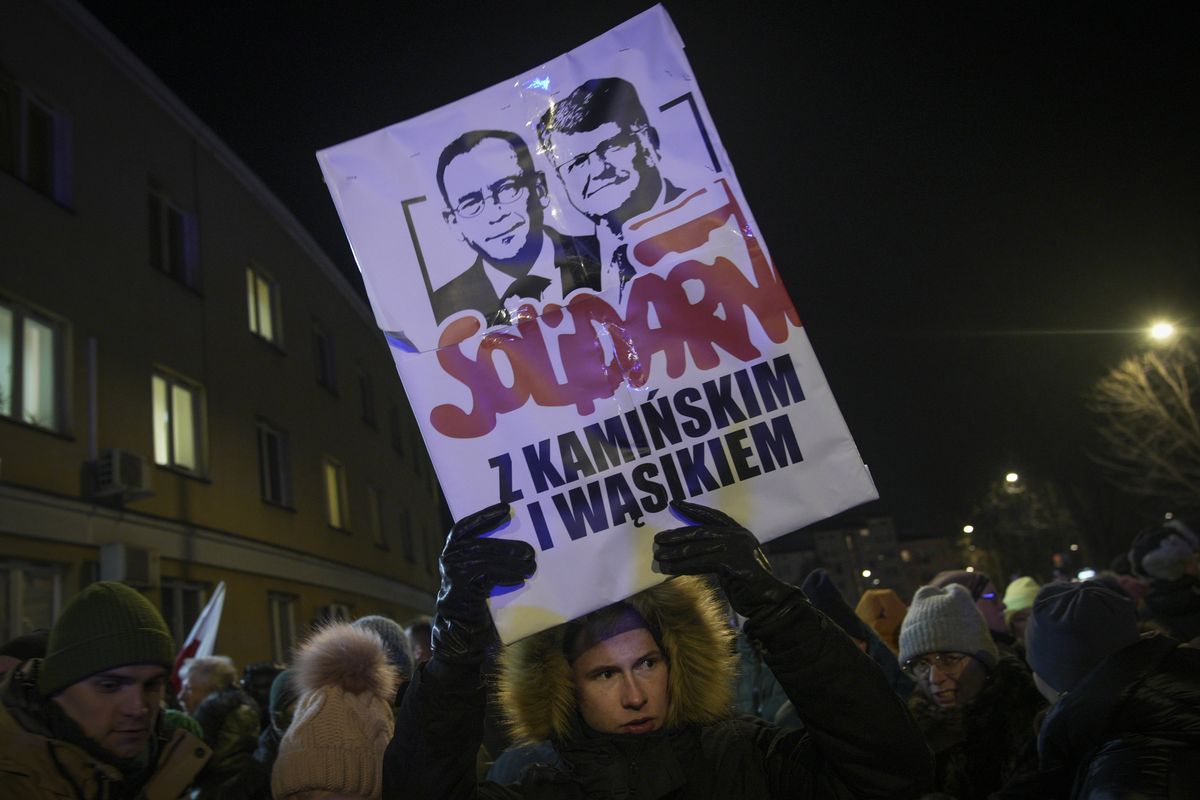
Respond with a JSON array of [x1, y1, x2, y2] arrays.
[[429, 228, 602, 326]]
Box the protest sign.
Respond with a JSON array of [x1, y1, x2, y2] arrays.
[[317, 5, 877, 642]]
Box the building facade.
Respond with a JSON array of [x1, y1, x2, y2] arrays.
[[1, 0, 444, 667]]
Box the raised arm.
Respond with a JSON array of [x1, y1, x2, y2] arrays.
[[383, 503, 536, 800], [655, 500, 933, 800]]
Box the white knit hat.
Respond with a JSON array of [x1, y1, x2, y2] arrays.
[[271, 624, 399, 800], [899, 584, 998, 669]]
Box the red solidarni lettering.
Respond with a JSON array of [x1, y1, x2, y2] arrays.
[[429, 180, 801, 439]]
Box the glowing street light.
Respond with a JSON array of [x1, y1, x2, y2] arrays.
[[1148, 321, 1176, 342], [962, 524, 974, 534], [965, 566, 976, 573], [1005, 472, 1019, 483], [1069, 543, 1079, 552], [861, 569, 872, 578]]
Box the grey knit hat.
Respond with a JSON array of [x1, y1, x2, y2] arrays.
[[352, 615, 413, 682], [899, 584, 998, 669]]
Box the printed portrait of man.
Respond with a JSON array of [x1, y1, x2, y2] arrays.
[[432, 130, 601, 326], [537, 77, 685, 296]]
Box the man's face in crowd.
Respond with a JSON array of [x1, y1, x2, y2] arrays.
[[54, 664, 166, 759], [443, 138, 547, 265], [976, 583, 1007, 634], [551, 121, 661, 225], [914, 652, 988, 709], [178, 675, 214, 714], [571, 627, 668, 735], [407, 628, 432, 667]]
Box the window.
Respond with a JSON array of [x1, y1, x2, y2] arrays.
[[400, 507, 415, 563], [313, 325, 336, 391], [256, 420, 291, 506], [358, 369, 376, 427], [0, 75, 72, 204], [160, 578, 206, 649], [148, 190, 198, 287], [246, 265, 281, 345], [267, 592, 297, 663], [0, 561, 62, 644], [0, 298, 65, 432], [152, 371, 204, 473], [322, 457, 349, 530], [367, 484, 386, 548], [388, 405, 406, 455]]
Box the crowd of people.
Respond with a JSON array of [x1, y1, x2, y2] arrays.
[[1, 508, 1196, 799]]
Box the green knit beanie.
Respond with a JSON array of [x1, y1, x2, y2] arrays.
[[39, 581, 175, 696]]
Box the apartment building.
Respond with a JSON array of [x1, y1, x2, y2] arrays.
[[1, 0, 444, 667]]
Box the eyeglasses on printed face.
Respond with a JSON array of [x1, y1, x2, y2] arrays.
[[555, 128, 644, 178], [453, 177, 529, 219], [904, 652, 971, 679]]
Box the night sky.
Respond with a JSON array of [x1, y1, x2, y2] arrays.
[[77, 1, 1200, 549]]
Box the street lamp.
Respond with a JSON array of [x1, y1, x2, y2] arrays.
[[1005, 472, 1019, 483], [1148, 321, 1176, 343], [861, 569, 872, 578], [962, 524, 974, 534]]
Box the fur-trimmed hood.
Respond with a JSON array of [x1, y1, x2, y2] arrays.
[[293, 623, 399, 702], [497, 576, 736, 744]]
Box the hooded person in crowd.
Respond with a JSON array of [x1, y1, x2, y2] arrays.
[[0, 581, 211, 798], [0, 628, 49, 680], [240, 661, 285, 735], [1001, 576, 1040, 656], [1128, 519, 1200, 645], [405, 616, 434, 668], [855, 587, 908, 655], [1024, 581, 1200, 797], [801, 569, 914, 700], [929, 569, 1016, 654], [900, 584, 1044, 800], [271, 623, 399, 800], [384, 500, 933, 799], [180, 655, 262, 799]]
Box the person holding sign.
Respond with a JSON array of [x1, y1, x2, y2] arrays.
[[537, 77, 686, 296], [383, 501, 933, 799], [432, 130, 602, 326]]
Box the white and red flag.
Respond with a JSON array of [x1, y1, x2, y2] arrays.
[[170, 581, 226, 693]]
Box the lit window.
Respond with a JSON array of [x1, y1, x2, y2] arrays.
[[313, 324, 336, 391], [0, 561, 62, 643], [256, 420, 291, 506], [0, 298, 65, 432], [368, 484, 386, 548], [148, 190, 198, 287], [246, 266, 281, 344], [322, 457, 349, 530], [152, 371, 204, 473], [267, 592, 297, 663], [0, 75, 72, 205]]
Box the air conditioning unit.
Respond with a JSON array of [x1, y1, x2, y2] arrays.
[[100, 542, 160, 588], [93, 448, 152, 499]]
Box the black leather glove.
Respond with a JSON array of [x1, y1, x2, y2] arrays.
[[432, 503, 536, 665], [653, 499, 792, 620]]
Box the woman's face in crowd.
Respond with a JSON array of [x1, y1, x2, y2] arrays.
[[976, 583, 1007, 633], [914, 652, 988, 709], [1008, 609, 1032, 644]]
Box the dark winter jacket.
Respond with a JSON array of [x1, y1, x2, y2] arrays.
[[1143, 575, 1200, 645], [1034, 634, 1200, 799], [190, 686, 266, 800], [0, 660, 211, 799], [907, 655, 1044, 800], [384, 575, 933, 799]]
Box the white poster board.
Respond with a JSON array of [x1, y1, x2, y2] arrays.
[[317, 5, 877, 642]]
